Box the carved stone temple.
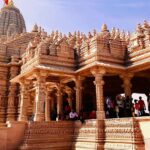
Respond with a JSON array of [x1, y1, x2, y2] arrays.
[[0, 1, 150, 150]]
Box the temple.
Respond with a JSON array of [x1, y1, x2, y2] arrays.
[[0, 1, 150, 150]]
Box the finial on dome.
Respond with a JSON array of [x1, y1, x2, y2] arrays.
[[8, 0, 14, 6], [101, 23, 108, 32]]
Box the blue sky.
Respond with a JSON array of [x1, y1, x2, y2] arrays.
[[1, 0, 150, 33]]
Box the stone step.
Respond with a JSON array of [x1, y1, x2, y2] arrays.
[[22, 137, 74, 144], [0, 123, 7, 127], [19, 142, 72, 150]]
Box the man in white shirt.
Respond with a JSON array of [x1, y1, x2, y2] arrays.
[[69, 109, 78, 120]]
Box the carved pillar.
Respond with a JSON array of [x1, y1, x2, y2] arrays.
[[34, 76, 46, 122], [18, 80, 30, 121], [75, 76, 84, 114], [91, 68, 105, 120], [7, 59, 19, 121], [56, 84, 62, 118], [45, 90, 51, 122], [120, 74, 133, 97]]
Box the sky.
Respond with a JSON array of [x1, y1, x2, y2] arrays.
[[0, 0, 150, 34]]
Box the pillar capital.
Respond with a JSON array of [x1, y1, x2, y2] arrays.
[[74, 76, 85, 91], [19, 79, 29, 84], [36, 75, 47, 83], [120, 73, 133, 87], [119, 73, 134, 80], [74, 76, 85, 82], [33, 71, 48, 83], [19, 79, 31, 88], [120, 73, 134, 97], [91, 68, 106, 77]]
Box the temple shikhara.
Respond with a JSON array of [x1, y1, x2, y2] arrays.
[[0, 1, 150, 150]]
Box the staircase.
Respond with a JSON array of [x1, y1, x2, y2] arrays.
[[104, 118, 145, 150], [73, 118, 145, 150], [72, 120, 100, 150], [19, 121, 74, 150], [18, 118, 146, 150]]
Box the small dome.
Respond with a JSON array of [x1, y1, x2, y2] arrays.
[[0, 1, 26, 38]]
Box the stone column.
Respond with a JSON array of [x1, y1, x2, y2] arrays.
[[120, 74, 133, 97], [75, 76, 84, 114], [18, 80, 30, 121], [91, 68, 105, 120], [56, 84, 62, 118], [45, 90, 51, 122], [7, 58, 19, 121], [34, 76, 46, 122]]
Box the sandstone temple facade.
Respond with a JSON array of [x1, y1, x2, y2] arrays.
[[0, 1, 150, 150]]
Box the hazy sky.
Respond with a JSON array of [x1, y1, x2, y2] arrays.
[[0, 0, 150, 34]]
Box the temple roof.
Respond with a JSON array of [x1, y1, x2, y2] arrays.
[[0, 0, 26, 38]]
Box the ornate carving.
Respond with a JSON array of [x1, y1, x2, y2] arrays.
[[120, 73, 134, 97]]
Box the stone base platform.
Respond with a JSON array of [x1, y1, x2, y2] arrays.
[[0, 117, 150, 150]]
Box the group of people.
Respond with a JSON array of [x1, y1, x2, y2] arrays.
[[105, 95, 147, 118], [50, 99, 97, 122], [50, 105, 78, 121], [43, 95, 149, 122]]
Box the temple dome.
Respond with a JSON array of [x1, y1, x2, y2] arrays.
[[0, 1, 26, 38]]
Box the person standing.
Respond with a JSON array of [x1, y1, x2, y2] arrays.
[[138, 96, 145, 116]]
